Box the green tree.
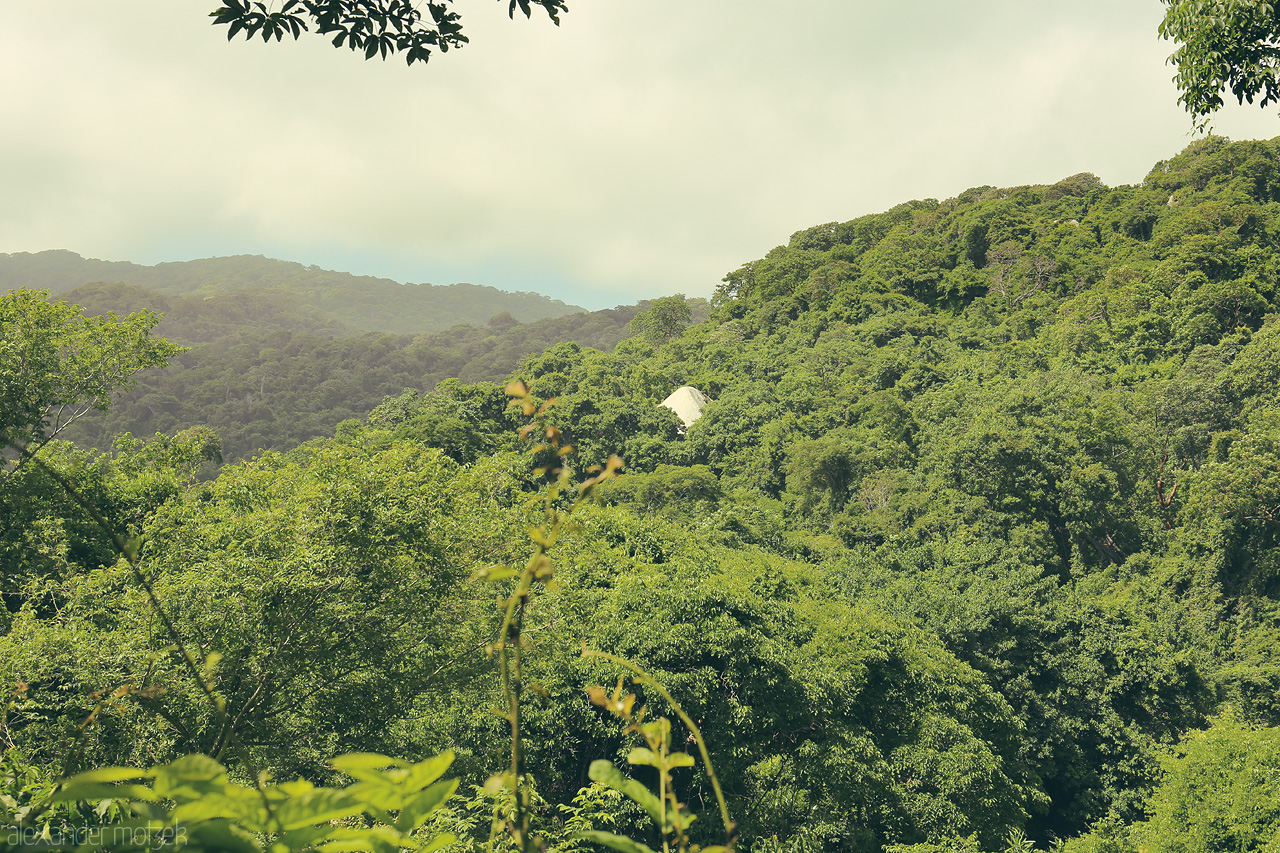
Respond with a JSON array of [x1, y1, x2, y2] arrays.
[[0, 289, 179, 473], [629, 295, 693, 347], [1131, 711, 1280, 852], [785, 432, 857, 514], [572, 543, 1040, 850], [1179, 408, 1280, 595], [0, 436, 508, 780]]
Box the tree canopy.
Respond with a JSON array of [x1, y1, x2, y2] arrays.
[[0, 290, 179, 471]]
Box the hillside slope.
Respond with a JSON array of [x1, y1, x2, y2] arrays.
[[10, 136, 1280, 852], [0, 250, 584, 334], [53, 282, 642, 461], [353, 134, 1280, 845]]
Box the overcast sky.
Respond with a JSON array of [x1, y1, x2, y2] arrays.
[[4, 1, 1280, 310]]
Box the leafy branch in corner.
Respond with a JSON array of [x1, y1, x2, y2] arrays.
[[209, 0, 568, 65]]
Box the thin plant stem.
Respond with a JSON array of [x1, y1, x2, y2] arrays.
[[583, 649, 737, 845], [17, 447, 279, 832], [497, 564, 533, 852]]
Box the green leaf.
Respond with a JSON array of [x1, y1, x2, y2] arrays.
[[276, 779, 316, 797], [345, 779, 403, 813], [483, 772, 513, 796], [667, 751, 695, 768], [278, 825, 339, 851], [316, 826, 405, 853], [399, 751, 454, 791], [419, 833, 458, 853], [171, 791, 264, 827], [152, 754, 229, 800], [332, 753, 409, 782], [473, 564, 517, 582], [275, 788, 363, 831], [393, 778, 458, 833], [626, 748, 658, 767], [184, 818, 263, 853], [572, 830, 660, 853], [587, 760, 663, 827]]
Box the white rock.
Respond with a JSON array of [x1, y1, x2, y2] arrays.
[[660, 386, 709, 429]]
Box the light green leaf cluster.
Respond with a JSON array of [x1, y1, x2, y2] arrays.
[[41, 750, 458, 852]]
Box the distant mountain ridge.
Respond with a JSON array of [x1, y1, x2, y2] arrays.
[[0, 250, 585, 334], [61, 281, 359, 343], [48, 293, 642, 462]]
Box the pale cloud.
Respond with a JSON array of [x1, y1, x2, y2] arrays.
[[3, 1, 1279, 310]]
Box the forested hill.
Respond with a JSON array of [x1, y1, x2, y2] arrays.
[[0, 250, 584, 334], [53, 281, 645, 461], [11, 135, 1280, 852], [62, 281, 360, 342], [320, 134, 1280, 847], [0, 254, 632, 462]]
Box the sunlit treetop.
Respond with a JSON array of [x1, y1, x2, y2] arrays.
[[209, 0, 567, 65]]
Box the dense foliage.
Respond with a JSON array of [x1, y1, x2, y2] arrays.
[[52, 289, 648, 462], [0, 257, 705, 463], [14, 278, 685, 463], [8, 136, 1280, 852]]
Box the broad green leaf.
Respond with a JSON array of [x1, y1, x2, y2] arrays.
[[276, 779, 316, 797], [275, 788, 363, 831], [587, 760, 663, 827], [345, 779, 403, 812], [153, 754, 229, 800], [572, 830, 659, 853], [331, 753, 409, 783], [473, 564, 517, 583], [393, 778, 458, 833], [626, 748, 658, 767], [278, 825, 339, 851], [185, 818, 262, 853], [332, 753, 410, 772], [667, 752, 695, 768], [419, 833, 458, 853], [172, 792, 263, 826], [399, 751, 454, 792], [483, 772, 513, 795], [639, 719, 670, 742], [316, 826, 405, 853], [158, 754, 228, 779], [129, 801, 170, 823]]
